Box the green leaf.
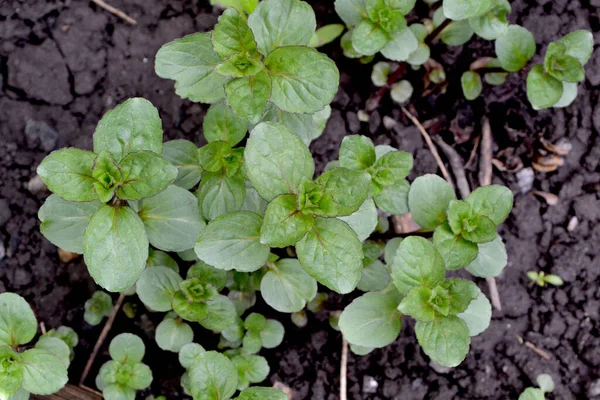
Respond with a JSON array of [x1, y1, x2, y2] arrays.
[[232, 355, 269, 389], [259, 319, 285, 348], [225, 70, 272, 124], [248, 0, 316, 56], [212, 8, 257, 58], [136, 266, 182, 312], [381, 28, 419, 62], [261, 258, 317, 313], [339, 292, 402, 348], [139, 185, 205, 252], [341, 30, 362, 58], [245, 122, 314, 201], [109, 334, 145, 364], [338, 198, 378, 242], [162, 140, 203, 190], [415, 316, 470, 367], [553, 81, 578, 109], [518, 388, 546, 400], [92, 151, 122, 203], [495, 25, 535, 72], [187, 351, 238, 400], [195, 211, 270, 272], [172, 291, 209, 322], [545, 52, 585, 83], [536, 374, 555, 393], [242, 331, 262, 354], [0, 293, 37, 348], [390, 80, 414, 103], [349, 343, 374, 356], [245, 313, 267, 332], [352, 20, 390, 56], [147, 249, 179, 272], [468, 0, 510, 40], [339, 135, 376, 171], [37, 148, 97, 202], [433, 223, 478, 270], [374, 179, 410, 215], [447, 200, 497, 244], [179, 342, 206, 369], [314, 168, 371, 217], [334, 0, 368, 26], [408, 174, 456, 230], [197, 172, 246, 221], [84, 291, 113, 326], [236, 387, 288, 400], [391, 236, 446, 295], [384, 237, 403, 265], [457, 288, 491, 336], [443, 0, 493, 20], [439, 278, 478, 314], [466, 185, 513, 225], [296, 217, 363, 294], [309, 24, 345, 47], [204, 103, 249, 146], [155, 33, 229, 103], [465, 236, 507, 278], [200, 295, 238, 332], [555, 30, 594, 65], [44, 326, 79, 350], [259, 104, 330, 146], [407, 43, 431, 65], [187, 262, 228, 291], [357, 259, 390, 292], [260, 194, 314, 247], [371, 61, 391, 87], [84, 205, 148, 292], [433, 9, 474, 46], [264, 46, 339, 114], [20, 349, 67, 395], [93, 98, 163, 162], [116, 151, 177, 201], [128, 363, 152, 390], [34, 337, 71, 368], [38, 195, 102, 254], [461, 71, 482, 100], [398, 286, 436, 321], [0, 346, 22, 400], [372, 151, 413, 185], [103, 384, 136, 400], [526, 64, 564, 110], [241, 183, 268, 215], [156, 316, 194, 352]]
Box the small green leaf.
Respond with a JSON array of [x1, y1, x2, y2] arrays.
[[341, 30, 362, 58], [372, 151, 413, 185], [265, 46, 339, 114], [195, 211, 270, 272], [526, 64, 564, 110], [408, 174, 456, 230], [457, 288, 491, 336], [309, 24, 345, 47], [339, 135, 376, 171], [338, 198, 378, 242], [391, 236, 446, 295], [38, 195, 102, 254], [179, 342, 206, 369], [553, 82, 578, 108], [211, 8, 257, 58], [439, 278, 478, 314], [371, 61, 391, 87], [415, 316, 470, 367], [116, 151, 177, 201], [187, 351, 238, 400], [197, 172, 246, 222], [314, 168, 371, 217], [0, 346, 22, 400], [103, 383, 136, 400], [37, 148, 97, 202], [139, 185, 205, 252], [129, 363, 152, 390], [84, 291, 113, 326], [0, 293, 37, 348], [155, 33, 229, 103], [465, 236, 507, 278], [260, 194, 314, 247], [461, 71, 482, 100], [35, 336, 71, 368], [261, 258, 318, 313], [259, 319, 285, 348], [245, 122, 315, 201], [468, 0, 510, 40], [518, 388, 546, 400], [536, 374, 555, 393], [92, 151, 122, 203], [545, 50, 585, 83], [433, 223, 478, 270], [381, 28, 419, 62], [248, 0, 316, 56], [20, 349, 68, 395], [232, 354, 269, 390], [187, 262, 228, 291], [350, 343, 375, 356], [339, 292, 402, 348], [156, 316, 194, 352], [204, 103, 249, 146], [109, 333, 145, 364], [147, 249, 179, 272], [544, 274, 564, 286], [407, 43, 430, 65], [384, 237, 403, 265], [200, 295, 238, 332], [434, 9, 474, 46], [93, 98, 163, 162], [236, 387, 288, 400], [390, 80, 414, 103], [334, 0, 368, 26], [352, 20, 390, 56], [446, 200, 497, 244], [84, 205, 148, 292], [398, 286, 436, 321], [242, 331, 262, 354], [136, 266, 182, 312], [241, 183, 268, 215], [296, 217, 363, 294], [162, 140, 203, 190], [172, 291, 209, 322], [357, 259, 390, 292], [245, 313, 267, 332], [374, 179, 410, 215], [495, 25, 536, 72], [259, 104, 330, 146], [555, 30, 594, 65], [225, 70, 272, 124], [44, 326, 79, 350], [466, 185, 513, 225], [443, 0, 493, 20]]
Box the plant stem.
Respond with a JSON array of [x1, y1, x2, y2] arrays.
[[425, 19, 452, 45], [79, 293, 126, 386], [366, 64, 408, 111], [340, 338, 348, 400], [91, 0, 137, 25]]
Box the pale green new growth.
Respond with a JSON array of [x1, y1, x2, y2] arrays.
[[84, 291, 113, 326]]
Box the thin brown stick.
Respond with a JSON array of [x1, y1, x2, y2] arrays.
[[91, 0, 137, 25], [40, 322, 47, 335], [401, 107, 455, 190], [485, 276, 502, 312], [79, 293, 126, 386], [340, 338, 348, 400], [524, 341, 551, 360], [433, 136, 470, 199], [464, 135, 481, 169]]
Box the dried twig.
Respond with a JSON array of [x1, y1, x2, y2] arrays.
[[91, 0, 137, 25], [401, 107, 455, 190], [340, 338, 348, 400], [40, 322, 47, 335], [464, 135, 481, 169], [524, 341, 551, 360], [434, 136, 470, 199], [79, 293, 126, 386]]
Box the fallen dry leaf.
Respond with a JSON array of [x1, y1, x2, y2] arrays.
[[531, 191, 559, 205], [58, 248, 79, 263], [392, 213, 422, 234]]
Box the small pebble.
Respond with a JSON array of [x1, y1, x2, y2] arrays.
[[383, 116, 397, 130], [357, 110, 370, 122], [27, 175, 47, 195], [363, 376, 378, 393], [567, 216, 579, 232], [516, 167, 534, 194], [587, 379, 600, 397], [429, 360, 451, 374]]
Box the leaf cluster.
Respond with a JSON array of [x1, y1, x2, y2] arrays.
[[518, 373, 555, 400]]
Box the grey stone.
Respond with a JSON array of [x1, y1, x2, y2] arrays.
[[25, 120, 58, 151]]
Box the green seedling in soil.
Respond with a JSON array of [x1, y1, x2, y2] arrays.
[[156, 0, 339, 147], [84, 291, 113, 326], [519, 373, 555, 400], [95, 333, 153, 400], [0, 293, 69, 400], [527, 271, 564, 288], [37, 98, 205, 292]]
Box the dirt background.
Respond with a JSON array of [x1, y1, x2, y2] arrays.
[[1, 0, 599, 399]]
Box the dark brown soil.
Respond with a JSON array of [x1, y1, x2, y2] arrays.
[[1, 0, 599, 399]]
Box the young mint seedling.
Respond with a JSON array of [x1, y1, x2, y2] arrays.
[[527, 271, 564, 288], [0, 293, 69, 400], [95, 333, 152, 400], [84, 291, 113, 326], [518, 373, 555, 400]]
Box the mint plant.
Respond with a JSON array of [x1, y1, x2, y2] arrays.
[[84, 291, 113, 326], [519, 373, 555, 400], [95, 333, 152, 400], [37, 98, 205, 292], [527, 271, 564, 288], [0, 293, 69, 400]]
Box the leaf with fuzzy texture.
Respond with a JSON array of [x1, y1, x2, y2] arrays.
[[37, 148, 98, 202], [415, 316, 470, 367], [261, 259, 317, 313], [162, 140, 203, 190], [0, 293, 37, 348]]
